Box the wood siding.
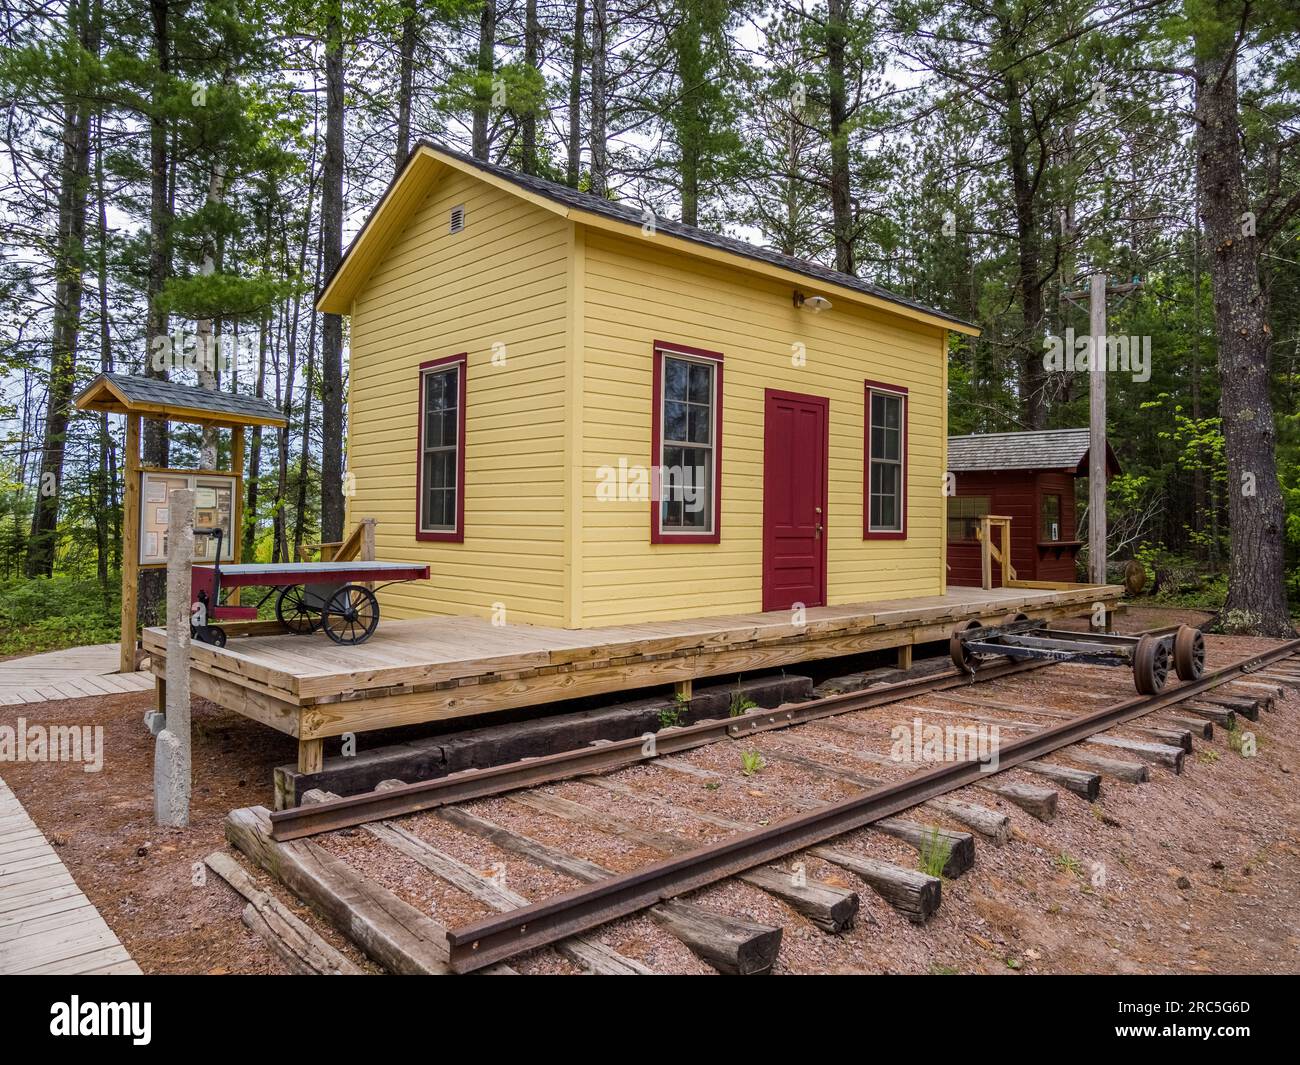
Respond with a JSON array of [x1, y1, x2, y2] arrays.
[[575, 227, 948, 626], [947, 469, 1081, 585], [346, 168, 571, 624]]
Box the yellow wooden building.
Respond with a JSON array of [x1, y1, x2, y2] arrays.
[[317, 141, 979, 629]]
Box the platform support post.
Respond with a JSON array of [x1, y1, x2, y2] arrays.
[[897, 645, 913, 671], [119, 413, 141, 674], [155, 488, 194, 828], [673, 679, 693, 703], [298, 738, 324, 775]]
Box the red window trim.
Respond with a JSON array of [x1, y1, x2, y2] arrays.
[[650, 340, 723, 544], [415, 353, 467, 543], [863, 378, 908, 540]]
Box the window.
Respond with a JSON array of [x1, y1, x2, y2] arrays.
[[417, 354, 466, 541], [651, 341, 722, 542], [864, 381, 907, 538], [947, 495, 990, 543], [1041, 493, 1061, 541]]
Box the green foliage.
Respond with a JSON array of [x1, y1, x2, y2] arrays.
[[918, 826, 952, 879], [0, 575, 119, 657], [729, 690, 758, 717], [740, 750, 765, 777], [658, 704, 685, 729]]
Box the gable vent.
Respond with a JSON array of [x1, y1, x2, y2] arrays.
[[449, 205, 465, 234]]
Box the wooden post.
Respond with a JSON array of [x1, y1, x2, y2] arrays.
[[360, 516, 376, 591], [1088, 270, 1108, 585], [978, 515, 993, 590], [298, 738, 324, 775], [119, 414, 141, 673], [673, 679, 692, 702], [155, 488, 194, 827], [896, 645, 913, 671]]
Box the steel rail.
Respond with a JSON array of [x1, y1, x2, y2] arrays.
[[443, 637, 1300, 972]]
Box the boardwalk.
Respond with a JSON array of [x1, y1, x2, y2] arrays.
[[0, 775, 141, 974], [0, 643, 153, 706]]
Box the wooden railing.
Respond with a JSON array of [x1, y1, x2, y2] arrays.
[[299, 517, 376, 563], [975, 514, 1016, 589]]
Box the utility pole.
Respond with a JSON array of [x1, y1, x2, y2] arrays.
[[1088, 271, 1107, 586], [1061, 271, 1141, 586]]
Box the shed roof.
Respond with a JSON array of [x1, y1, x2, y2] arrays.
[[947, 428, 1121, 475], [317, 141, 979, 336], [75, 372, 287, 429]]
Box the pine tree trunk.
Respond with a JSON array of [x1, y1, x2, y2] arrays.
[[319, 11, 345, 543], [826, 0, 853, 274], [394, 0, 416, 174], [589, 0, 608, 196], [243, 313, 268, 560], [197, 160, 226, 470], [1006, 71, 1048, 430], [1194, 41, 1293, 637], [521, 0, 539, 175], [472, 0, 496, 160], [566, 0, 586, 188], [27, 0, 93, 578]]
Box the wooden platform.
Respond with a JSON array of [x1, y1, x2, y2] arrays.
[[0, 775, 141, 974], [143, 584, 1123, 775], [0, 643, 154, 706]]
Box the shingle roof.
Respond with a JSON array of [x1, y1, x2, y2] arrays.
[[325, 139, 976, 332], [947, 428, 1113, 472], [76, 372, 286, 427]]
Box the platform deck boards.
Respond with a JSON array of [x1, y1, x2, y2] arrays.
[[141, 584, 1123, 747], [0, 776, 141, 975], [0, 644, 154, 706]]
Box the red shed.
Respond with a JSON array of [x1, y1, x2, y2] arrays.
[[946, 428, 1121, 586]]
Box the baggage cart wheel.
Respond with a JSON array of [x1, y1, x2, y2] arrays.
[[950, 619, 983, 674], [1173, 624, 1206, 681], [193, 624, 227, 648], [276, 584, 321, 635], [1001, 611, 1031, 628], [1133, 633, 1169, 695], [322, 584, 380, 645]]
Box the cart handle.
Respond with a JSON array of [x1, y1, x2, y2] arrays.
[[194, 526, 224, 612]]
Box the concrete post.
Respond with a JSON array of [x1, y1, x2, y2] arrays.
[[154, 488, 194, 827]]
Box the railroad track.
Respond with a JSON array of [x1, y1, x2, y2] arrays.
[[215, 631, 1300, 976]]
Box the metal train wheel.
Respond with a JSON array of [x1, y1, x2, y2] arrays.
[[1001, 611, 1031, 627], [1133, 633, 1170, 695], [322, 584, 380, 645], [1173, 625, 1206, 681], [276, 585, 320, 635], [950, 619, 982, 673]]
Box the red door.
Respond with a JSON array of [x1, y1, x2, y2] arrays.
[[763, 389, 828, 612]]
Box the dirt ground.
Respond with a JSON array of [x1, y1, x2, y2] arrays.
[[2, 604, 1298, 975]]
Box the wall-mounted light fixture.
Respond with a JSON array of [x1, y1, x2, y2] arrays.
[[793, 290, 832, 313]]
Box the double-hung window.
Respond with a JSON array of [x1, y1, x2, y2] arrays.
[[864, 381, 907, 538], [417, 354, 466, 541], [652, 342, 722, 542]]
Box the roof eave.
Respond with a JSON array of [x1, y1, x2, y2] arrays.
[[317, 142, 982, 337]]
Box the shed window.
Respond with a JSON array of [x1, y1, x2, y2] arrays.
[[947, 495, 990, 543], [1041, 494, 1061, 541], [652, 342, 722, 543], [864, 382, 907, 538], [417, 355, 466, 541]]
